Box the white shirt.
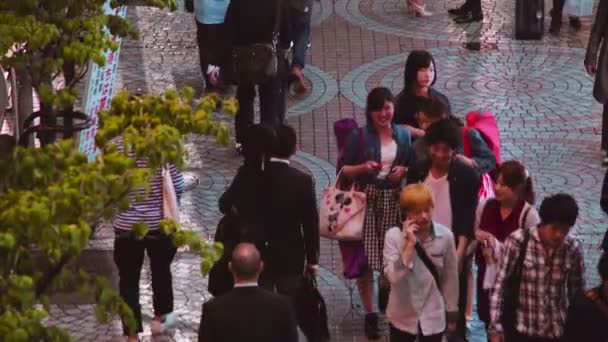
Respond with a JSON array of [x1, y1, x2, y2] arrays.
[[425, 173, 452, 229], [269, 157, 290, 165], [383, 223, 459, 335], [234, 282, 258, 288], [377, 140, 398, 178]]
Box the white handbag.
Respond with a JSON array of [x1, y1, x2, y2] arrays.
[[162, 165, 180, 221], [564, 0, 593, 17], [319, 169, 366, 241]]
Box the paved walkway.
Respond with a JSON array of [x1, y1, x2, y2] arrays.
[[46, 0, 607, 341]]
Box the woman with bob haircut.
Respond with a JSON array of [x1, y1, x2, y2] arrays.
[[383, 183, 459, 342], [393, 50, 452, 139]]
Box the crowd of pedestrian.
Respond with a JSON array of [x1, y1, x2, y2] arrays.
[[107, 1, 608, 342]]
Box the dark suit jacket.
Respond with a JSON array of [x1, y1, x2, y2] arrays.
[[407, 157, 480, 244], [264, 160, 320, 276], [198, 286, 298, 342]]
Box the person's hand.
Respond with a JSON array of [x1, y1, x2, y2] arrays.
[[208, 67, 221, 86], [455, 154, 478, 168], [361, 161, 382, 174], [475, 230, 495, 242], [402, 219, 419, 245], [585, 62, 596, 76], [388, 166, 408, 183], [410, 127, 426, 138], [446, 321, 457, 333], [489, 331, 504, 342], [305, 264, 319, 277]]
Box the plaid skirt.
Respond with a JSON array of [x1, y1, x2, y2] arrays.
[[363, 184, 402, 271]]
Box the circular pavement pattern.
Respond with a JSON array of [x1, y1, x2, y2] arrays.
[[335, 0, 594, 46], [341, 47, 599, 133]]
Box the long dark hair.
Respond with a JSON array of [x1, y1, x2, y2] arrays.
[[365, 87, 395, 124], [496, 160, 535, 204], [403, 50, 437, 92]]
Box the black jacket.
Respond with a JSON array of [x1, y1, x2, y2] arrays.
[[198, 286, 298, 342], [407, 157, 480, 243], [219, 164, 268, 247], [264, 160, 320, 276], [223, 0, 291, 49]]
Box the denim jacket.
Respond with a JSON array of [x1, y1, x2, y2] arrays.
[[338, 124, 415, 187]]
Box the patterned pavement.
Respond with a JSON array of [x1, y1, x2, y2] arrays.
[[45, 0, 607, 341]]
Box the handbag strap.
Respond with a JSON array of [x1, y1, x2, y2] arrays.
[[272, 0, 283, 47], [414, 241, 440, 287]]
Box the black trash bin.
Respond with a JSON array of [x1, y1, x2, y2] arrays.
[[515, 0, 545, 40]]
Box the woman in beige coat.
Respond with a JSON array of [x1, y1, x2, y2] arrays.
[[585, 0, 608, 164]]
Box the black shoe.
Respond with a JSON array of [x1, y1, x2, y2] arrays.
[[448, 4, 469, 16], [454, 12, 483, 24], [364, 313, 381, 340], [569, 16, 581, 30], [549, 23, 561, 35]]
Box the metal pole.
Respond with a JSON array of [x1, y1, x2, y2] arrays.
[[10, 68, 19, 142]]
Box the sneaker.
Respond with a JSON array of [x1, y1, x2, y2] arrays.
[[151, 312, 178, 335], [549, 23, 561, 35], [448, 4, 469, 16], [364, 313, 381, 340]]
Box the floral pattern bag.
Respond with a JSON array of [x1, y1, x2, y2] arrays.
[[319, 169, 366, 240]]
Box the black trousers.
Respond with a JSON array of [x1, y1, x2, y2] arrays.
[[235, 78, 284, 144], [261, 273, 312, 340], [195, 20, 224, 82], [464, 0, 482, 15], [389, 324, 443, 342], [551, 0, 566, 26], [455, 256, 472, 340], [602, 105, 608, 150], [114, 231, 177, 334]]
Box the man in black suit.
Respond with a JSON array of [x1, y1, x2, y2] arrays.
[[263, 124, 321, 340], [198, 243, 298, 342]]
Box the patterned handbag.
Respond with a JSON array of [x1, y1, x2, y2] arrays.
[[319, 170, 366, 241]]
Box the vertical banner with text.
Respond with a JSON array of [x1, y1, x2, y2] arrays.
[[78, 1, 127, 160]]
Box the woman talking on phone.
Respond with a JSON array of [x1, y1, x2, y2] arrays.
[[383, 183, 459, 341]]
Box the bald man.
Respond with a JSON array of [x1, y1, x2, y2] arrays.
[[198, 243, 298, 342]]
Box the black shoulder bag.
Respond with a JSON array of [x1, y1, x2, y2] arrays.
[[501, 229, 531, 336], [229, 0, 283, 84]]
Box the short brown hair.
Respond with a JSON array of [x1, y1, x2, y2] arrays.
[[400, 183, 434, 211]]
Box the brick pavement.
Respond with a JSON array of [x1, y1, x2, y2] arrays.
[[46, 0, 607, 340]]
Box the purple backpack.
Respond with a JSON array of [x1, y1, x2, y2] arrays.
[[333, 118, 368, 279]]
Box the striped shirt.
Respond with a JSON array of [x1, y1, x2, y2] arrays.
[[490, 226, 586, 339], [112, 137, 185, 232]]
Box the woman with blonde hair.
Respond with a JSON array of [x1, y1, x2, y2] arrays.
[[383, 184, 459, 341]]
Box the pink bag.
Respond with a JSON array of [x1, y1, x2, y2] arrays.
[[319, 170, 366, 241]]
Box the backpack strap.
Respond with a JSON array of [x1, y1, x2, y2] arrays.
[[519, 206, 531, 229], [585, 288, 608, 318], [512, 229, 531, 289], [461, 127, 472, 158]]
